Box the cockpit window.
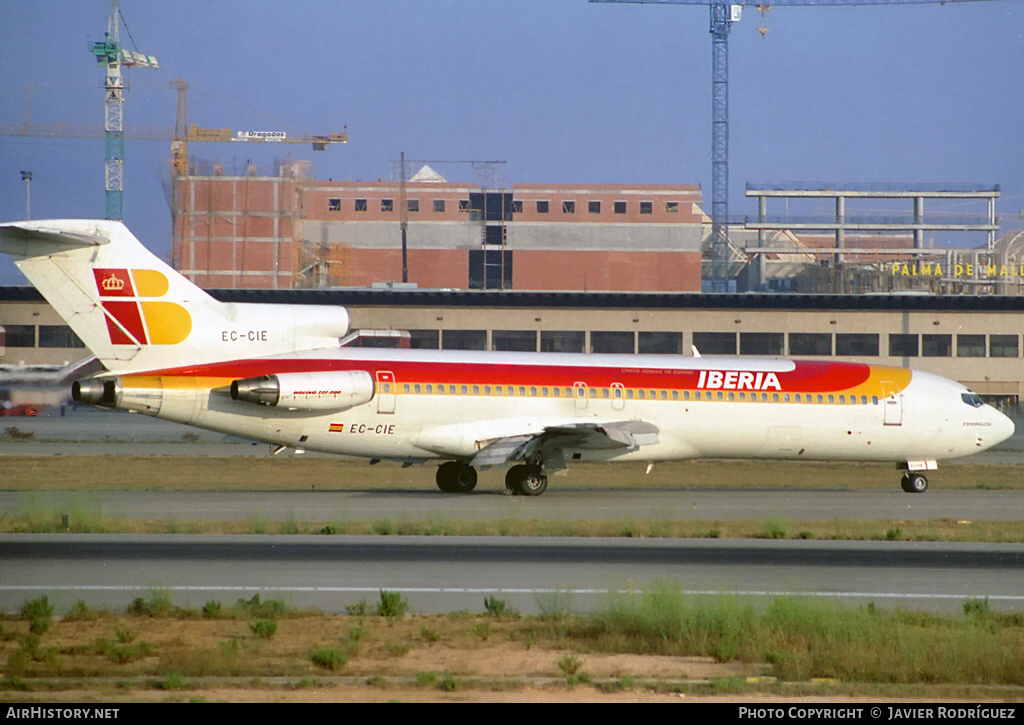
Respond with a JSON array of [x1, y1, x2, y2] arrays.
[[961, 393, 984, 408]]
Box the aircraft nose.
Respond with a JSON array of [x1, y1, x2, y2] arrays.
[[992, 409, 1016, 447]]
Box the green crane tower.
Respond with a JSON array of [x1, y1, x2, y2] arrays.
[[89, 0, 159, 221]]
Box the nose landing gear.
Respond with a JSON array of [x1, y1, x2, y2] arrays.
[[900, 472, 928, 493]]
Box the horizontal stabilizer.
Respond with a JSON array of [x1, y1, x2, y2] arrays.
[[0, 221, 111, 255]]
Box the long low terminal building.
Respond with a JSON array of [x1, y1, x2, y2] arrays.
[[2, 288, 1021, 407]]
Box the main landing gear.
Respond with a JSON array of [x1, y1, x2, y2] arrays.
[[505, 464, 548, 497], [435, 461, 477, 493], [435, 461, 549, 496], [900, 472, 928, 494]]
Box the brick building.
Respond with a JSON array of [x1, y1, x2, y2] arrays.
[[173, 162, 706, 291]]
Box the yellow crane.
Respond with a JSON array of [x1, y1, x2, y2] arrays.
[[166, 79, 348, 177], [2, 79, 347, 268], [2, 80, 348, 169]]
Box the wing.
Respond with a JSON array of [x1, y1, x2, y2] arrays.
[[470, 420, 660, 470]]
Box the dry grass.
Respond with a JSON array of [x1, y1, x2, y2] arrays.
[[3, 594, 1022, 703], [0, 605, 754, 702], [1, 455, 1021, 492], [3, 511, 1024, 543]]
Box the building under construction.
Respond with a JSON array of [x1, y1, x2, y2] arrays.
[[172, 161, 706, 292], [171, 161, 1022, 296], [733, 183, 1019, 296]]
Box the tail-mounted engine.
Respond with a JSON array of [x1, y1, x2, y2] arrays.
[[72, 376, 162, 414], [230, 370, 374, 411], [72, 377, 120, 408]]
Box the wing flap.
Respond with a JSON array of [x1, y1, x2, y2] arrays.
[[471, 434, 535, 467], [470, 420, 660, 468]]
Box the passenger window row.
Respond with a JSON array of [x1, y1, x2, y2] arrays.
[[396, 382, 881, 405]]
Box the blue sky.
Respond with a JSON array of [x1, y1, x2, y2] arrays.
[[1, 0, 1022, 284]]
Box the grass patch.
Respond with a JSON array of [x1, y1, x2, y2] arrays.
[[2, 456, 1021, 493], [310, 646, 347, 671], [573, 582, 1024, 685], [761, 518, 789, 539], [1, 589, 1022, 699], [3, 506, 1022, 542], [376, 590, 408, 619], [437, 673, 462, 692], [127, 591, 176, 618], [249, 619, 278, 639], [483, 595, 509, 617]]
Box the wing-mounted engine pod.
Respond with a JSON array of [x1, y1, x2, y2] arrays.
[[231, 370, 375, 411], [72, 377, 121, 408]]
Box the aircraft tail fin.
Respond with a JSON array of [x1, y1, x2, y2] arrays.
[[0, 219, 349, 372]]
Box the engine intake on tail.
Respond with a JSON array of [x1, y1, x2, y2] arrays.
[[230, 370, 374, 411]]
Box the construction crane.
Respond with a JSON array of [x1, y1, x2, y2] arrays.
[[167, 79, 349, 176], [11, 0, 346, 228], [89, 0, 159, 222], [2, 98, 348, 155], [2, 80, 347, 267], [591, 0, 1005, 292]]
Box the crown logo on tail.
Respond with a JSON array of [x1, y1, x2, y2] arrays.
[[101, 275, 126, 292]]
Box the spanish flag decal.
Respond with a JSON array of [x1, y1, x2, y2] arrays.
[[93, 269, 192, 345]]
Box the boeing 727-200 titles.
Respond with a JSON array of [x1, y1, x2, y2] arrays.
[[0, 220, 1014, 495]]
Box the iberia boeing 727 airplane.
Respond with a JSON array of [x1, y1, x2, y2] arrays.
[[1, 220, 1015, 495]]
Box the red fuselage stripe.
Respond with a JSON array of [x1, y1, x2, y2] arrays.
[[137, 358, 875, 394]]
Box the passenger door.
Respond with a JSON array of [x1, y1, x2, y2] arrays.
[[880, 381, 903, 426], [573, 382, 588, 416], [375, 370, 396, 414], [611, 382, 625, 412]]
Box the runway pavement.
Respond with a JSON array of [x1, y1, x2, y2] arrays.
[[3, 487, 1024, 522], [2, 534, 1022, 616]]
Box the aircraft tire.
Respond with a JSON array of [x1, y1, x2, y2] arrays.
[[504, 467, 518, 492], [436, 461, 477, 493], [900, 472, 928, 494], [507, 464, 547, 496]]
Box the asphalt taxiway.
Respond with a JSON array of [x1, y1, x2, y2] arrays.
[[2, 534, 1022, 616]]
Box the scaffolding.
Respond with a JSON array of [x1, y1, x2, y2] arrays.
[[174, 158, 318, 289], [742, 183, 1004, 294]]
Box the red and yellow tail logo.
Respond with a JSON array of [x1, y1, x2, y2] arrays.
[[93, 269, 192, 345]]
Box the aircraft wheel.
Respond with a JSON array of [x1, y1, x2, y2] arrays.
[[900, 472, 928, 494], [436, 461, 477, 493], [507, 464, 548, 496]]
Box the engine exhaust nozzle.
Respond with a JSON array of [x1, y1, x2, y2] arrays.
[[72, 378, 120, 408]]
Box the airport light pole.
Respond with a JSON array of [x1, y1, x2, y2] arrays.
[[20, 170, 32, 220]]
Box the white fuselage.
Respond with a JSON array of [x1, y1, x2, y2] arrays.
[[115, 347, 1015, 466]]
